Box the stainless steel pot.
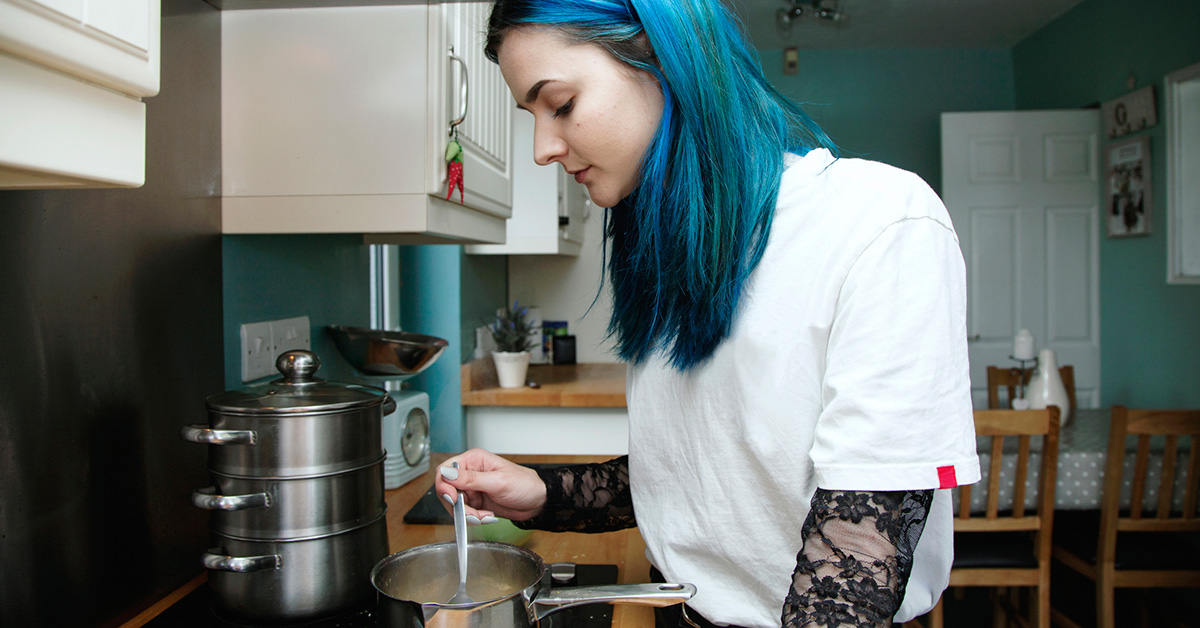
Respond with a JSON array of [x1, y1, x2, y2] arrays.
[[203, 513, 389, 623], [192, 456, 386, 538], [181, 350, 395, 477], [371, 541, 696, 627]]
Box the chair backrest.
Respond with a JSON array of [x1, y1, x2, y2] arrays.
[[1100, 406, 1200, 542], [985, 365, 1077, 412], [957, 407, 1062, 536]]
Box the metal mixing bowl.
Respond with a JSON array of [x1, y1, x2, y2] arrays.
[[327, 326, 448, 378]]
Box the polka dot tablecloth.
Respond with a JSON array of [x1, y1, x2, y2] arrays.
[[955, 408, 1194, 513]]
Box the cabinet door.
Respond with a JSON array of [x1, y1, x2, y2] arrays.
[[430, 1, 512, 217], [465, 109, 582, 255], [0, 0, 159, 97], [558, 171, 589, 245]]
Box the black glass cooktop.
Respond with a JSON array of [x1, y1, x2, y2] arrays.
[[143, 564, 618, 628]]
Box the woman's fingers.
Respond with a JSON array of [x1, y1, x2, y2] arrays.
[[433, 449, 547, 522]]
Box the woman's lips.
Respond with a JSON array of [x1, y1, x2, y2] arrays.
[[573, 167, 590, 185]]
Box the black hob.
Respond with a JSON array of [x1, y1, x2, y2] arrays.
[[142, 564, 619, 628]]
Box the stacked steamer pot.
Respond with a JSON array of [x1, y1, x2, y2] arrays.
[[181, 350, 394, 623]]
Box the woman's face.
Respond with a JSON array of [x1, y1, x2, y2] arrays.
[[497, 27, 664, 209]]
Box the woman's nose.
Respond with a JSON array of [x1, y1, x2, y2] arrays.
[[532, 125, 566, 166]]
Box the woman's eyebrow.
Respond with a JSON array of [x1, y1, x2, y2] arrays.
[[523, 79, 560, 105]]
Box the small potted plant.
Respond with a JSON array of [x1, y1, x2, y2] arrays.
[[487, 300, 538, 388]]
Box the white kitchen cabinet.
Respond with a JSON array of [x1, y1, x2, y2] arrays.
[[466, 406, 629, 455], [467, 109, 591, 255], [220, 3, 513, 244], [0, 0, 160, 188]]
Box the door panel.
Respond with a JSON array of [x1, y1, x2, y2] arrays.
[[942, 110, 1101, 409]]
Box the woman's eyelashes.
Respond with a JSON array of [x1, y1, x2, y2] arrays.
[[552, 99, 574, 119]]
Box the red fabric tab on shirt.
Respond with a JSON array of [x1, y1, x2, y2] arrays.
[[937, 465, 958, 489]]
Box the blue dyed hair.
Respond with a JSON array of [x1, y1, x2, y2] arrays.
[[487, 0, 837, 370]]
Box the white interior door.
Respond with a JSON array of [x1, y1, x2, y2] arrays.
[[941, 110, 1101, 408]]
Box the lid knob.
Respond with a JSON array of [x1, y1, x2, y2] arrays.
[[275, 350, 322, 384]]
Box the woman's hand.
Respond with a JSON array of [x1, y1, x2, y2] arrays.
[[435, 448, 547, 523]]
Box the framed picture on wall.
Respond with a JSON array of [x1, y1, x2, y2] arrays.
[[1105, 135, 1152, 238]]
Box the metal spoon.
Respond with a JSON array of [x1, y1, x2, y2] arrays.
[[448, 462, 475, 605]]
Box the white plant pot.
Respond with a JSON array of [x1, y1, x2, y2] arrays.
[[492, 351, 531, 389]]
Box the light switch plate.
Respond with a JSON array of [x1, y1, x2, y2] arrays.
[[240, 316, 311, 382], [271, 316, 311, 356], [783, 46, 799, 75], [240, 321, 274, 382]]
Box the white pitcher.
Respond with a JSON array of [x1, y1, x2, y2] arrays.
[[1026, 348, 1071, 426]]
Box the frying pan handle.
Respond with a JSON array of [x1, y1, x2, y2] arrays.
[[202, 550, 281, 573], [533, 583, 697, 621], [191, 486, 270, 511], [180, 424, 257, 446]]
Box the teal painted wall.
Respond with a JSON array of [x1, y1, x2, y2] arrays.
[[761, 48, 1015, 193], [221, 236, 504, 454], [1012, 0, 1200, 407], [461, 253, 510, 364], [399, 245, 462, 452], [222, 235, 371, 391], [399, 246, 505, 453]]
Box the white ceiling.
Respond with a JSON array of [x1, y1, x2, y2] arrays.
[[734, 0, 1088, 49]]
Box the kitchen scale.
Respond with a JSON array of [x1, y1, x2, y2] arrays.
[[327, 326, 446, 490]]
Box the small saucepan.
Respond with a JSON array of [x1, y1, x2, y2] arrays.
[[371, 541, 695, 627]]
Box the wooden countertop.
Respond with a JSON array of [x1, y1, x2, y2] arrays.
[[121, 453, 653, 628], [461, 360, 627, 408]]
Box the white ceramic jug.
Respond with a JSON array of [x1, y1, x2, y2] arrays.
[[1026, 348, 1071, 426]]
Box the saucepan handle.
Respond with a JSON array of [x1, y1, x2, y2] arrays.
[[180, 424, 256, 446], [532, 583, 697, 622], [191, 486, 270, 511], [202, 550, 280, 573]]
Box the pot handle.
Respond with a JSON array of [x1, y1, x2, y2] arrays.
[[180, 424, 257, 446], [192, 486, 270, 511], [202, 550, 281, 573], [533, 583, 697, 621]]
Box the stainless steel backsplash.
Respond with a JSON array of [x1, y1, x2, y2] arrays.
[[0, 2, 223, 625]]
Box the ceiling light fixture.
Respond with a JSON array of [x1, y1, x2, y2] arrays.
[[776, 0, 845, 37]]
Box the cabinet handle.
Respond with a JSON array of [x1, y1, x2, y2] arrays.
[[448, 47, 469, 135]]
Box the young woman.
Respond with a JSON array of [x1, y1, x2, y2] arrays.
[[435, 1, 981, 626]]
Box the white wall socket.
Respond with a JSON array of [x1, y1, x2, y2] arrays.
[[272, 316, 312, 355], [239, 316, 311, 382], [240, 321, 275, 382]]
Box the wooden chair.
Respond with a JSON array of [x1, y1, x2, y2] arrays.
[[1049, 406, 1200, 628], [923, 407, 1061, 628], [986, 365, 1076, 413]]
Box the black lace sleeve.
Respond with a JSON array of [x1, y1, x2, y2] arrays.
[[513, 456, 636, 533], [782, 488, 934, 628]]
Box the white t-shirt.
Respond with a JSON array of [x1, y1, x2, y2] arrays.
[[627, 149, 981, 627]]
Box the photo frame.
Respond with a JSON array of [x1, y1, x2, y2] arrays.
[[1105, 135, 1152, 238]]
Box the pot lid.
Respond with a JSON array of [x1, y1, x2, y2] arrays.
[[207, 350, 389, 415]]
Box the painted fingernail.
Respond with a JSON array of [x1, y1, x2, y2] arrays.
[[442, 493, 455, 506], [466, 515, 481, 525], [440, 466, 459, 481], [481, 516, 499, 524]]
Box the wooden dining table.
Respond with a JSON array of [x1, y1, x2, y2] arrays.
[[966, 407, 1192, 512]]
